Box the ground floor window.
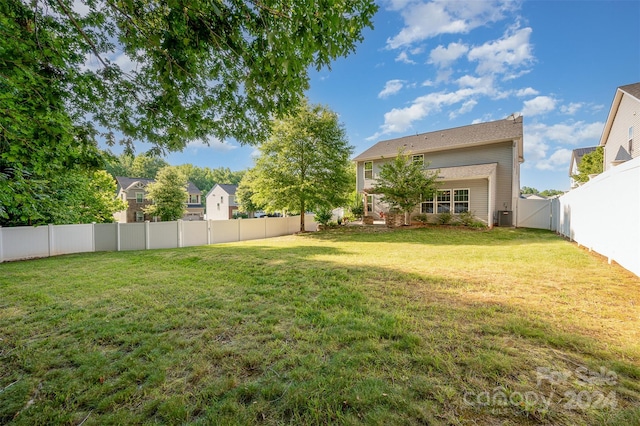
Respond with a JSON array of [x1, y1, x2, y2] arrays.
[[135, 211, 144, 222], [421, 188, 470, 214]]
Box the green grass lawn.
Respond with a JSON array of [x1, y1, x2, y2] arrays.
[[1, 226, 639, 425]]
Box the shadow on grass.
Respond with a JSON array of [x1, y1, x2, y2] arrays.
[[1, 238, 638, 425]]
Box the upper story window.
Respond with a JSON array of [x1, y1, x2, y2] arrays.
[[136, 192, 144, 203], [629, 126, 634, 154], [412, 154, 424, 167], [135, 211, 144, 222], [220, 196, 224, 203], [188, 194, 199, 204], [364, 161, 373, 179]]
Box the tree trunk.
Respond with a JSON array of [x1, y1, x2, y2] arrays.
[[404, 210, 410, 226], [300, 200, 305, 232]]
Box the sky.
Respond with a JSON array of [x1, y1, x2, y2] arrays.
[[123, 0, 640, 191]]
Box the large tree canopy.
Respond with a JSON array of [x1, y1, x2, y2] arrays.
[[1, 0, 374, 225], [247, 100, 353, 231], [2, 0, 377, 150]]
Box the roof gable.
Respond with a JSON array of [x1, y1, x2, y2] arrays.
[[206, 183, 238, 198], [599, 82, 640, 147], [353, 117, 523, 162]]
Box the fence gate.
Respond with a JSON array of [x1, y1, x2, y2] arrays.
[[517, 198, 552, 229]]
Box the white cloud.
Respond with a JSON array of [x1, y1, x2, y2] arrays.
[[378, 79, 406, 98], [386, 0, 519, 49], [368, 88, 481, 138], [187, 138, 238, 152], [516, 87, 539, 97], [428, 42, 469, 68], [536, 148, 573, 171], [467, 26, 534, 75], [449, 99, 478, 119], [395, 52, 416, 64], [522, 95, 557, 117], [560, 102, 583, 115]]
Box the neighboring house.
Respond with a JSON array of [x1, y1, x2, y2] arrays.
[[569, 146, 598, 188], [205, 184, 238, 220], [599, 82, 640, 171], [521, 193, 547, 200], [353, 116, 524, 227], [114, 177, 204, 223]]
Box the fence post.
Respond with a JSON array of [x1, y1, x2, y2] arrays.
[[0, 226, 3, 263], [48, 223, 54, 258], [145, 221, 150, 250], [207, 220, 211, 245], [117, 222, 121, 252], [178, 219, 183, 248], [91, 222, 96, 253]]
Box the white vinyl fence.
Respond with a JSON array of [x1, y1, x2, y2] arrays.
[[552, 157, 640, 276], [517, 157, 639, 276], [0, 215, 317, 263]]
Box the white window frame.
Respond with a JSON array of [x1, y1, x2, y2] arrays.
[[421, 188, 470, 214], [135, 211, 144, 222], [136, 192, 144, 203], [453, 188, 470, 213], [412, 154, 424, 167], [364, 161, 373, 180]]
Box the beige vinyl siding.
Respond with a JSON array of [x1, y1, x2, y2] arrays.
[[604, 94, 640, 170], [424, 141, 514, 212]]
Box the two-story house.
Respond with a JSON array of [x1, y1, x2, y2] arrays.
[[599, 82, 640, 170], [353, 116, 524, 227], [205, 184, 239, 220], [114, 177, 204, 222]]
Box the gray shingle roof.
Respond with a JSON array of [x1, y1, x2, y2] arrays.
[[216, 184, 237, 195], [353, 116, 523, 161], [614, 146, 632, 162], [115, 176, 201, 194], [619, 82, 640, 101]]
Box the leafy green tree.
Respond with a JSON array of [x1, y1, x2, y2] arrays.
[[573, 147, 604, 184], [2, 0, 375, 225], [539, 189, 564, 197], [236, 170, 264, 217], [373, 149, 440, 225], [520, 186, 539, 195], [248, 101, 353, 231], [72, 171, 128, 223], [143, 167, 188, 221], [3, 0, 376, 150]]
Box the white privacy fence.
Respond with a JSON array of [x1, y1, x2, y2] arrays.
[[517, 157, 640, 277], [552, 157, 640, 277], [0, 215, 317, 263]]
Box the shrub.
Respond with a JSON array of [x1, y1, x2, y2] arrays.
[[457, 210, 475, 226], [413, 214, 429, 225], [314, 209, 333, 226], [350, 203, 364, 220], [436, 212, 452, 225]]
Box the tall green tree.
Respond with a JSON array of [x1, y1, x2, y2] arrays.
[[236, 170, 264, 217], [573, 146, 604, 184], [248, 101, 353, 231], [1, 0, 375, 225], [373, 150, 440, 225], [143, 167, 187, 221]]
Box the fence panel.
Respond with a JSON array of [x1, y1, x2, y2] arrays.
[[95, 223, 118, 251], [304, 214, 318, 232], [183, 221, 208, 247], [1, 226, 49, 261], [51, 224, 93, 256], [240, 218, 267, 241], [556, 157, 639, 276], [119, 223, 146, 251], [210, 220, 239, 244], [517, 199, 552, 229], [266, 217, 288, 238], [149, 222, 179, 249]]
